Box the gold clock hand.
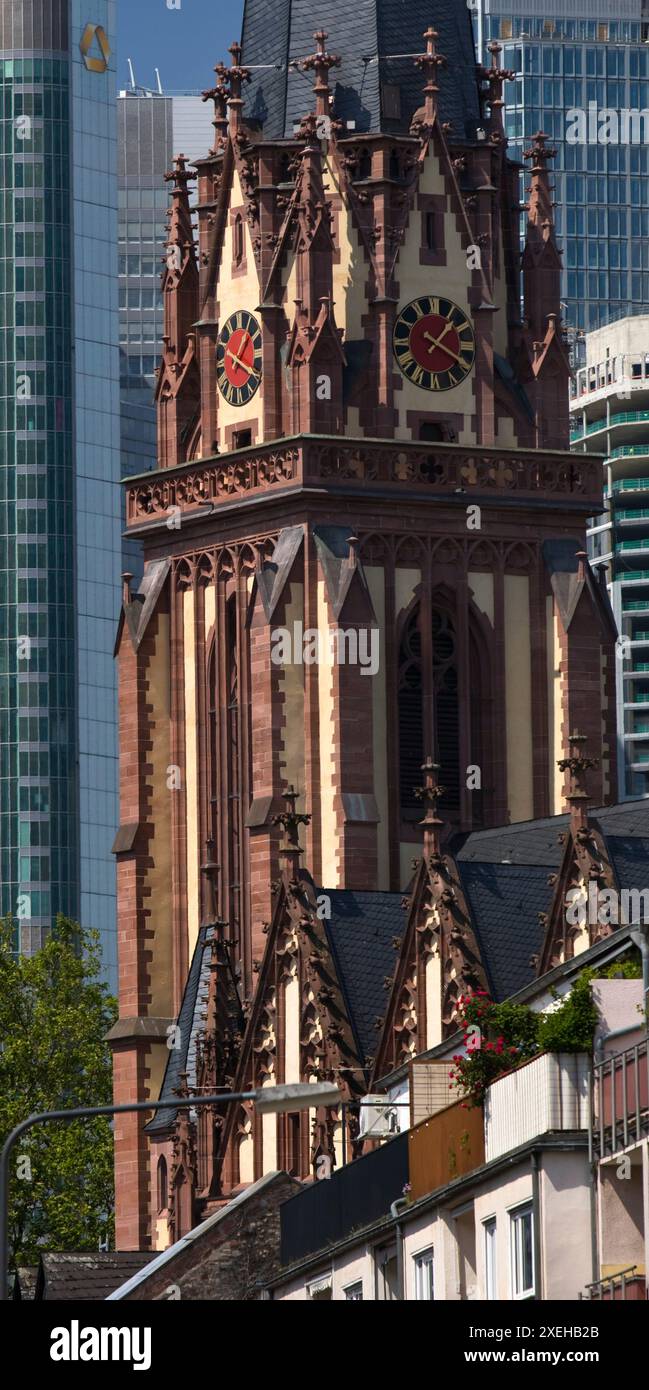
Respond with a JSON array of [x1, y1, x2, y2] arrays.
[[227, 347, 260, 379], [423, 329, 463, 366]]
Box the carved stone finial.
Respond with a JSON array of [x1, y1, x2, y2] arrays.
[[557, 731, 599, 834], [301, 29, 341, 120], [200, 837, 223, 929], [272, 786, 312, 883], [202, 62, 229, 152], [414, 27, 446, 128], [478, 41, 515, 141], [164, 152, 195, 193], [223, 40, 251, 136], [413, 756, 445, 857], [523, 131, 558, 236]]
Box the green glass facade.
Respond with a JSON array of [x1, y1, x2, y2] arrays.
[[0, 2, 121, 979], [0, 54, 77, 951]]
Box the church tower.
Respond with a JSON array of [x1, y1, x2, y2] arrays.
[[110, 3, 617, 1249]]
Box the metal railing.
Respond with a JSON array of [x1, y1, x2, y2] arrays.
[[589, 1037, 649, 1161], [580, 1266, 644, 1301]]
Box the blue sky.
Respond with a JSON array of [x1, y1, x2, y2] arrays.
[[117, 0, 244, 93]]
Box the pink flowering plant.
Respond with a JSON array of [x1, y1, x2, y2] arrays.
[[448, 991, 540, 1109]]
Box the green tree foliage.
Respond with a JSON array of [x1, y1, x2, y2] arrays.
[[0, 915, 117, 1269], [537, 971, 600, 1053]]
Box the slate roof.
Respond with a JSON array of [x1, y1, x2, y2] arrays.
[[451, 801, 649, 997], [323, 888, 404, 1064], [240, 0, 482, 139], [451, 800, 649, 869], [457, 862, 549, 1001], [146, 923, 213, 1136], [30, 1252, 155, 1301]]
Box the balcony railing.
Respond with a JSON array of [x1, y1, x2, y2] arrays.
[[485, 1052, 590, 1163], [408, 1101, 485, 1201], [613, 477, 649, 493], [279, 1131, 409, 1266], [124, 436, 603, 526], [581, 1267, 647, 1301], [610, 445, 649, 459], [590, 1037, 649, 1161]]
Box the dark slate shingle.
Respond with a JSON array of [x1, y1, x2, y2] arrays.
[[146, 924, 213, 1136], [457, 861, 550, 1002], [323, 888, 405, 1063], [241, 0, 481, 139]]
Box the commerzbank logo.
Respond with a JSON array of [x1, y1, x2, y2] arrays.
[[79, 22, 111, 73]]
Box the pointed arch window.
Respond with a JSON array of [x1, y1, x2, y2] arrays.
[[206, 590, 244, 943], [157, 1155, 168, 1214], [233, 213, 244, 268], [226, 592, 241, 939], [397, 602, 487, 827]]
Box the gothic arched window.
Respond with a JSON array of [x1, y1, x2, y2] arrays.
[[431, 609, 460, 816], [398, 609, 424, 814], [157, 1155, 168, 1213], [233, 213, 244, 268], [398, 602, 485, 826], [226, 593, 241, 938]]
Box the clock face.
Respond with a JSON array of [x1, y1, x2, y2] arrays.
[[216, 309, 263, 406], [393, 296, 475, 391]]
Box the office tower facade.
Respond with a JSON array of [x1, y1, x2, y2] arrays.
[[571, 316, 649, 800], [117, 90, 214, 569], [0, 0, 120, 974], [482, 0, 649, 341]]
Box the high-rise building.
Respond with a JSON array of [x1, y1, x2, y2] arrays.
[[481, 0, 649, 341], [571, 315, 649, 800], [0, 1, 120, 975]]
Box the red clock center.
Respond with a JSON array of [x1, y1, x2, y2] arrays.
[[409, 313, 461, 372], [224, 328, 255, 387]]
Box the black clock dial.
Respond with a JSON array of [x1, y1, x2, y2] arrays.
[[393, 296, 475, 392], [216, 309, 263, 406]]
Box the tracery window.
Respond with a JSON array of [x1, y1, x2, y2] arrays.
[[398, 602, 487, 826]]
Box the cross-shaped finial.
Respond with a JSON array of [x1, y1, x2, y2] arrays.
[[301, 28, 341, 119], [413, 756, 445, 857], [200, 837, 226, 932], [478, 41, 515, 140], [202, 63, 229, 152], [163, 152, 195, 192], [557, 732, 599, 834], [218, 40, 250, 136], [414, 27, 446, 127], [273, 786, 312, 885]]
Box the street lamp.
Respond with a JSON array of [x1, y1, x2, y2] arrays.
[[0, 1080, 342, 1301]]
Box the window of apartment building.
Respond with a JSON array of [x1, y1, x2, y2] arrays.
[[413, 1247, 434, 1301], [483, 1218, 497, 1300], [343, 1281, 363, 1301], [510, 1204, 534, 1299], [375, 1244, 399, 1301], [307, 1275, 332, 1301]]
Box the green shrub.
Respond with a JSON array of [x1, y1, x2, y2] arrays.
[[537, 971, 599, 1053]]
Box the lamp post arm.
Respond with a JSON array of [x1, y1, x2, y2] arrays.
[[0, 1089, 256, 1301]]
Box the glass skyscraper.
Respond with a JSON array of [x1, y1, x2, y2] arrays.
[[0, 0, 120, 980], [481, 0, 649, 343]]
